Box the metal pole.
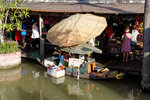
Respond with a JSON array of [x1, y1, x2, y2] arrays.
[[77, 67, 80, 80], [39, 14, 44, 58], [10, 31, 12, 39]]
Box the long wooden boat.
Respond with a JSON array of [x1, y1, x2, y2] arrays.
[[34, 55, 124, 80], [65, 68, 124, 80]]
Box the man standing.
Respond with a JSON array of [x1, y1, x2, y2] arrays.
[[130, 25, 139, 60], [21, 23, 27, 48]]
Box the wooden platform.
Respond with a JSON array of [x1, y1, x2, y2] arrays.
[[108, 60, 142, 72], [93, 53, 142, 73], [20, 44, 58, 59]]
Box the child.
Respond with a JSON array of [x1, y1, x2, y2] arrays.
[[121, 27, 132, 62]]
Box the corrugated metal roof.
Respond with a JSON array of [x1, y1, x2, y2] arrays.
[[23, 2, 144, 14]]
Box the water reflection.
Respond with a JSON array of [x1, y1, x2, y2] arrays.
[[0, 59, 149, 100], [0, 67, 22, 82], [63, 77, 143, 100], [48, 76, 65, 85]]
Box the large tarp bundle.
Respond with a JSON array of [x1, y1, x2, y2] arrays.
[[47, 13, 107, 47]]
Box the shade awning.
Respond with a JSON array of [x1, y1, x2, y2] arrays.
[[23, 2, 144, 14]]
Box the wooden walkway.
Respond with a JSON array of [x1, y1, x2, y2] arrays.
[[93, 53, 142, 74], [20, 43, 59, 59], [108, 60, 142, 72]]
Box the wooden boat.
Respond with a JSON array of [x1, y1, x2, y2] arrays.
[[65, 68, 124, 80], [34, 55, 124, 80]]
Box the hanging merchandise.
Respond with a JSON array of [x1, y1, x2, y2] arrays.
[[135, 20, 139, 27]]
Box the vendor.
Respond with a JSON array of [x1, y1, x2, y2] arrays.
[[130, 24, 140, 61]]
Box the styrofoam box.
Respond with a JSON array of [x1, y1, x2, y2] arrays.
[[44, 56, 58, 68], [47, 69, 65, 78]]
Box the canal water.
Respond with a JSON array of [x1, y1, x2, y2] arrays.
[[0, 59, 150, 100]]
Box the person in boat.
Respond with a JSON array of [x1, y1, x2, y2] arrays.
[[63, 52, 71, 67], [58, 51, 65, 66]]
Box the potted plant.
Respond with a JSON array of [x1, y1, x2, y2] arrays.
[[0, 0, 29, 69]]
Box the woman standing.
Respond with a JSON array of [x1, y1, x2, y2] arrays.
[[121, 27, 132, 62]]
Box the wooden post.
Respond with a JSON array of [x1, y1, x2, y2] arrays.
[[141, 0, 150, 90], [0, 19, 4, 43], [39, 14, 44, 58]]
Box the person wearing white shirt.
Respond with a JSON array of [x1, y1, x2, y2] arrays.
[[131, 29, 139, 43], [130, 25, 139, 60], [31, 22, 40, 48]]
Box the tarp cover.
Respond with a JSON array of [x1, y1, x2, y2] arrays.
[[47, 13, 107, 47], [61, 43, 102, 55]]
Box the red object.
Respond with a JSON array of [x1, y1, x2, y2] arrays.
[[63, 53, 69, 61], [56, 69, 60, 71], [135, 20, 139, 26], [48, 67, 52, 70], [15, 31, 22, 41]]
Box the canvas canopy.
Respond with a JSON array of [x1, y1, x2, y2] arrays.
[[46, 13, 107, 47]]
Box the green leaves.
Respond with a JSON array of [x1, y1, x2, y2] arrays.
[[0, 13, 4, 20], [5, 23, 14, 32], [14, 21, 22, 31], [0, 42, 18, 53], [0, 0, 30, 32]]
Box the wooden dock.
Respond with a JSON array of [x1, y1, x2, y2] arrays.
[[93, 53, 142, 75]]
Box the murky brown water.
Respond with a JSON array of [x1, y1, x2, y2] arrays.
[[0, 59, 150, 100]]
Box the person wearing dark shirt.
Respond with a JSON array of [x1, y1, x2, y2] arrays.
[[21, 23, 27, 48]]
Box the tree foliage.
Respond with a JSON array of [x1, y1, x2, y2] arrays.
[[0, 0, 30, 32]]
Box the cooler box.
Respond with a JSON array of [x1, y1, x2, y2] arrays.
[[66, 67, 77, 73], [80, 63, 88, 74], [80, 63, 92, 74], [44, 56, 58, 68], [47, 69, 65, 78]]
